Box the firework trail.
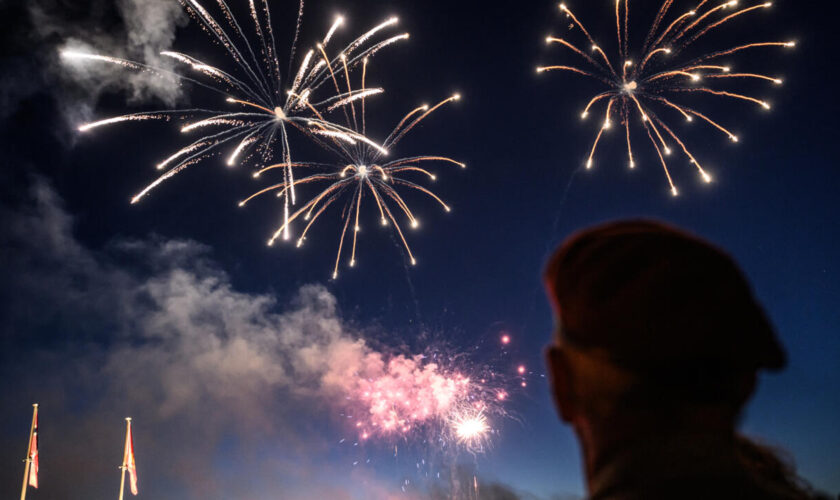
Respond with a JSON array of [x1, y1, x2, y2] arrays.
[[62, 1, 408, 238], [238, 58, 464, 279], [538, 0, 795, 195]]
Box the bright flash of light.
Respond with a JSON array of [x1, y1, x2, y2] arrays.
[[65, 1, 407, 241], [452, 410, 490, 449], [539, 0, 792, 194]]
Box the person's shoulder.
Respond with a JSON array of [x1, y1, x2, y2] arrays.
[[595, 476, 829, 500]]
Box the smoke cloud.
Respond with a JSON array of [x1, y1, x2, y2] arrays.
[[0, 180, 546, 499], [13, 0, 188, 129]]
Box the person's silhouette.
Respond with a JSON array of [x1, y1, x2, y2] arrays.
[[544, 220, 827, 499]]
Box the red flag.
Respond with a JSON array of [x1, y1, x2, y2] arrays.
[[123, 420, 138, 495], [28, 408, 39, 489]]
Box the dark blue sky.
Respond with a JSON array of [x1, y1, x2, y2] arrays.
[[1, 0, 838, 498]]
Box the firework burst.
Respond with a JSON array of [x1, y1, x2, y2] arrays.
[[538, 0, 795, 195], [450, 409, 491, 451], [340, 350, 507, 456], [238, 58, 464, 279], [62, 0, 408, 238]]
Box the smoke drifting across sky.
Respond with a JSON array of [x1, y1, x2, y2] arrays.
[[0, 1, 568, 497], [11, 0, 188, 129], [0, 180, 551, 499]]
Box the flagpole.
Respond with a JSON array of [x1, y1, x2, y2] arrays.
[[20, 404, 38, 500], [118, 464, 126, 500], [118, 418, 131, 500]]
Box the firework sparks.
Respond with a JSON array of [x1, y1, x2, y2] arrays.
[[64, 1, 407, 239], [355, 361, 472, 438], [333, 335, 534, 468], [539, 0, 794, 195], [239, 59, 464, 278], [452, 410, 490, 448], [340, 351, 505, 455]]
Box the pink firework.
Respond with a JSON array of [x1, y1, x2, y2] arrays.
[[341, 352, 506, 452]]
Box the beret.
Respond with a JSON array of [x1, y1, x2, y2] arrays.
[[544, 220, 786, 373]]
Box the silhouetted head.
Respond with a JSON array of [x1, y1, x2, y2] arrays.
[[544, 220, 786, 434]]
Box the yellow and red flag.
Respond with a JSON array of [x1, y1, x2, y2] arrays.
[[27, 407, 39, 489], [123, 419, 138, 495]]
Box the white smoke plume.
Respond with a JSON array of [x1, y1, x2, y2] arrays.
[[25, 0, 187, 127], [0, 180, 531, 499]]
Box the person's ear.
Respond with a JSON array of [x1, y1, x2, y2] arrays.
[[546, 345, 576, 422]]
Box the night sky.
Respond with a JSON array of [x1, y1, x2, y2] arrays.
[[1, 0, 838, 498]]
